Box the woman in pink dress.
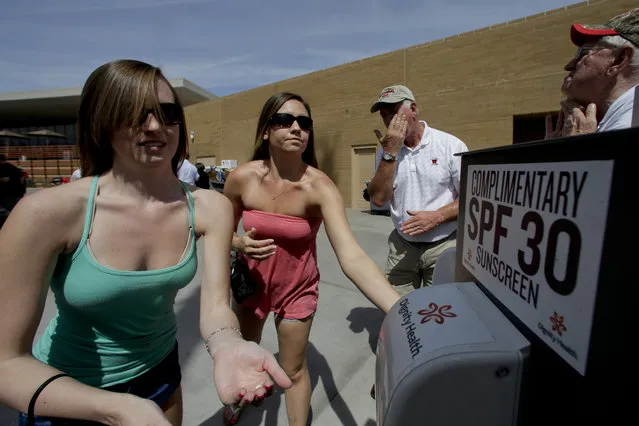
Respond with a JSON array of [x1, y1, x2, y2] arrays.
[[223, 92, 400, 425]]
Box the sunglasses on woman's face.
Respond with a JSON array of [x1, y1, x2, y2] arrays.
[[139, 103, 183, 126], [269, 113, 313, 131]]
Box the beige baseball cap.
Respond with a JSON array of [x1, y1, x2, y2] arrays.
[[370, 85, 415, 113]]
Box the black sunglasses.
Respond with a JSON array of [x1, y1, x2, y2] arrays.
[[269, 113, 313, 131], [139, 103, 183, 126]]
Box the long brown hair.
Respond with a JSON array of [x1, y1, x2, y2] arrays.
[[252, 92, 318, 168], [77, 59, 188, 176]]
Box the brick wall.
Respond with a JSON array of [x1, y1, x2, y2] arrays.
[[185, 0, 635, 206]]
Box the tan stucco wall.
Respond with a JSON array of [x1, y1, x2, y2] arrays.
[[184, 0, 636, 206]]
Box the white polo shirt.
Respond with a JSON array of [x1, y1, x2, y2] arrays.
[[70, 168, 81, 181], [177, 159, 199, 185], [376, 121, 468, 243]]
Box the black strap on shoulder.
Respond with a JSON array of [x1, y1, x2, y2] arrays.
[[27, 373, 70, 426]]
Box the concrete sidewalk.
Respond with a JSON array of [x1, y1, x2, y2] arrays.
[[0, 208, 394, 426]]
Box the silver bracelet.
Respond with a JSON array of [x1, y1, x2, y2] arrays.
[[204, 327, 243, 353]]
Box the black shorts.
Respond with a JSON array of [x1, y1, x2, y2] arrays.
[[18, 343, 181, 426]]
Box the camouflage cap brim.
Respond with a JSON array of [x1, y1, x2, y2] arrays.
[[570, 24, 619, 46], [570, 8, 639, 47]]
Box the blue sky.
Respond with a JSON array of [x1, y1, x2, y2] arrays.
[[1, 0, 580, 97]]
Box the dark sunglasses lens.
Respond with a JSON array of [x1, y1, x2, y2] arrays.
[[271, 113, 296, 127], [271, 113, 312, 130], [160, 103, 182, 124], [296, 116, 313, 130]]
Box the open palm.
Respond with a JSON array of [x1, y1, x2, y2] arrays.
[[213, 340, 292, 405]]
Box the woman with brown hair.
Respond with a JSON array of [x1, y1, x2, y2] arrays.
[[0, 60, 290, 426], [223, 92, 400, 425]]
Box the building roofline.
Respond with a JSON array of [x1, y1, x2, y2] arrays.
[[168, 78, 216, 100], [0, 78, 216, 102], [0, 78, 217, 126], [0, 86, 82, 102]]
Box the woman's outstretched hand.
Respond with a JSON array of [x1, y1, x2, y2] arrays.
[[213, 339, 292, 406]]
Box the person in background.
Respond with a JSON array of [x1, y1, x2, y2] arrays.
[[0, 153, 25, 210], [367, 85, 468, 296], [0, 59, 290, 426], [223, 92, 400, 426], [70, 167, 82, 181], [0, 154, 26, 229], [546, 8, 639, 137], [195, 162, 210, 189], [177, 152, 199, 185]]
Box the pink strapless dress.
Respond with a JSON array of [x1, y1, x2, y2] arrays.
[[239, 210, 323, 320]]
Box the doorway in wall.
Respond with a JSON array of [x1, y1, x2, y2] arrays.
[[513, 112, 559, 144], [351, 145, 377, 209]]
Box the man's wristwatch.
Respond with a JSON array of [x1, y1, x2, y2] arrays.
[[382, 151, 397, 162]]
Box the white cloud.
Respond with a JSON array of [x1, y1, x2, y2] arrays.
[[161, 56, 313, 90]]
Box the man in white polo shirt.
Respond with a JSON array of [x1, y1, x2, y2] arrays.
[[177, 153, 199, 185], [367, 85, 468, 296]]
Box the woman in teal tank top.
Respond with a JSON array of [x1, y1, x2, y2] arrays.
[[0, 60, 291, 426]]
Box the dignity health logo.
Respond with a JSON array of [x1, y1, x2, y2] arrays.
[[538, 311, 577, 360], [418, 303, 457, 324], [550, 312, 567, 336]]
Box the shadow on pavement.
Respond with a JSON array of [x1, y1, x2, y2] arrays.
[[346, 307, 385, 354], [174, 281, 206, 366]]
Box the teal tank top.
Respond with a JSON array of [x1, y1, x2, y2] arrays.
[[33, 176, 198, 387]]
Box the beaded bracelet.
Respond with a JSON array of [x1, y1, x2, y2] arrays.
[[204, 326, 243, 353]]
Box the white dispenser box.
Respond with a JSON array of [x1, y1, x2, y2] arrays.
[[376, 282, 530, 426]]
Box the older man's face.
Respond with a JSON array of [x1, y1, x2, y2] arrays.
[[379, 101, 417, 130], [561, 43, 616, 105]]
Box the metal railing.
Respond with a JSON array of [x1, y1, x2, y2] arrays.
[[0, 146, 80, 186]]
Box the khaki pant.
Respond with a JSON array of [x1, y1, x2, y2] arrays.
[[384, 229, 457, 297]]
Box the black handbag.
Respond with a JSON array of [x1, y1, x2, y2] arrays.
[[362, 187, 370, 201], [230, 253, 256, 304]]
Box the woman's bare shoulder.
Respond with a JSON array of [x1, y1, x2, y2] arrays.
[[305, 166, 337, 190], [191, 185, 232, 208], [226, 161, 265, 183], [223, 162, 266, 200], [190, 186, 234, 233], [14, 180, 90, 222], [2, 179, 91, 246]]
